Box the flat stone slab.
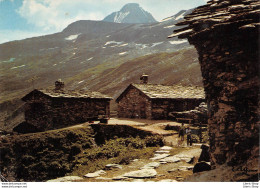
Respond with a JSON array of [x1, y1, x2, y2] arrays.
[[160, 156, 181, 163], [84, 170, 106, 178], [47, 176, 83, 182], [150, 153, 170, 160], [141, 162, 160, 169], [105, 164, 122, 170], [174, 154, 193, 162], [160, 146, 173, 150], [123, 169, 157, 179]]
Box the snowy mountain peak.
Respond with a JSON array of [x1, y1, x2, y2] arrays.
[[103, 3, 157, 24]]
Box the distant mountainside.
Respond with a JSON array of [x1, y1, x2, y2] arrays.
[[103, 3, 157, 24], [0, 9, 195, 101]]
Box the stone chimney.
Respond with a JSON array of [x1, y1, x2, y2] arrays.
[[55, 79, 64, 91], [140, 74, 148, 84]]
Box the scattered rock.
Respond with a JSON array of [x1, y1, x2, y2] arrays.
[[47, 176, 83, 182], [160, 146, 173, 150], [105, 164, 122, 170], [168, 168, 178, 173], [155, 150, 170, 153], [131, 179, 145, 182], [174, 154, 193, 163], [95, 177, 112, 181], [176, 176, 184, 181], [141, 162, 160, 169], [159, 179, 178, 182], [123, 169, 157, 179], [160, 156, 181, 163], [178, 166, 193, 171], [193, 162, 211, 173], [150, 153, 170, 160], [84, 170, 106, 178], [112, 176, 129, 180]]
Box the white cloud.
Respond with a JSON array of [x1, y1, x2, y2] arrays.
[[17, 0, 105, 33], [16, 0, 206, 34]]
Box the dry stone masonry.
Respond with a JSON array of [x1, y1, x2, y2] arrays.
[[117, 83, 205, 119], [170, 0, 259, 180], [16, 81, 112, 133]]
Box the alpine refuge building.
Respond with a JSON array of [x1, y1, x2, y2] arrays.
[[116, 75, 205, 120], [15, 80, 112, 133]]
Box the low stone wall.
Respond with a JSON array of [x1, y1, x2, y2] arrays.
[[90, 124, 155, 145]]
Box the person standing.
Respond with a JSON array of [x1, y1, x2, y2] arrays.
[[186, 126, 192, 146], [179, 123, 185, 141]]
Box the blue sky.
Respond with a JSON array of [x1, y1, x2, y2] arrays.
[[0, 0, 208, 44]]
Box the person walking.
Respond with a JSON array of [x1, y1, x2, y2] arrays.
[[186, 126, 192, 146]]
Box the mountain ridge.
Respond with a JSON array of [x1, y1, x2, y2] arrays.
[[103, 3, 157, 24]]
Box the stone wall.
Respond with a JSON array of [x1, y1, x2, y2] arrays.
[[24, 95, 110, 132], [117, 86, 152, 119], [172, 0, 259, 178], [117, 85, 204, 120], [151, 99, 204, 120]]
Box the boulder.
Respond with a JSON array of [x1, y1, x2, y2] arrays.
[[193, 162, 211, 173], [198, 144, 210, 162]]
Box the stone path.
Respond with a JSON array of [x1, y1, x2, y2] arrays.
[[47, 119, 203, 182], [52, 145, 202, 182]]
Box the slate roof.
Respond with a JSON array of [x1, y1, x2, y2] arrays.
[[22, 89, 112, 101], [168, 0, 260, 39], [116, 84, 205, 102]]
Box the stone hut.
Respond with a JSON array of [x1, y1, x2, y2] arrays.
[[15, 81, 112, 133], [170, 0, 259, 181], [116, 80, 205, 119]]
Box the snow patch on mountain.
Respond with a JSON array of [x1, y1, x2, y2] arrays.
[[151, 42, 164, 47], [119, 52, 127, 55], [114, 11, 130, 23], [11, 65, 26, 69], [105, 41, 123, 46], [175, 12, 185, 20], [119, 43, 128, 47], [65, 34, 81, 41], [160, 17, 173, 22], [164, 25, 175, 29]]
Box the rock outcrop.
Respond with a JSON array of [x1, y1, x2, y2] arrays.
[[170, 0, 259, 181]]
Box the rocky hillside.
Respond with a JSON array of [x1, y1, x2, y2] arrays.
[[103, 3, 157, 23]]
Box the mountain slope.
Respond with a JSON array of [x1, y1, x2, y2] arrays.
[[103, 3, 157, 23]]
